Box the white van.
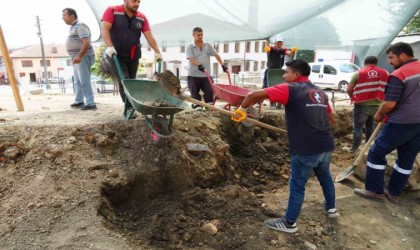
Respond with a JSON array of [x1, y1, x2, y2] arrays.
[[309, 61, 360, 92]]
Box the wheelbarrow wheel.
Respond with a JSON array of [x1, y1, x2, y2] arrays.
[[149, 115, 170, 146]]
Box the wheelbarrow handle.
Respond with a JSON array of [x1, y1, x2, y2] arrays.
[[157, 59, 162, 74], [113, 55, 125, 81], [177, 94, 286, 134], [226, 69, 232, 86]]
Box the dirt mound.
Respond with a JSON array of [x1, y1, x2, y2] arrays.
[[1, 102, 419, 250]]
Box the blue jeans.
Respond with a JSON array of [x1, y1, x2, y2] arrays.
[[285, 151, 336, 224], [73, 55, 95, 106], [366, 122, 420, 195], [352, 104, 379, 150]]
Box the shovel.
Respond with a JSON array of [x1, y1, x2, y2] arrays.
[[335, 122, 384, 182], [155, 70, 286, 134]]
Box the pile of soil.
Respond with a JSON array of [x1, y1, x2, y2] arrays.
[[0, 94, 419, 250]]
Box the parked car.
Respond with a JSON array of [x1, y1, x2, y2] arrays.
[[47, 77, 65, 83], [309, 61, 360, 92], [91, 75, 115, 94]]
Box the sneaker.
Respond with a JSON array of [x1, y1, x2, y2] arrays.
[[384, 190, 400, 204], [194, 106, 203, 111], [80, 105, 97, 110], [70, 102, 85, 108], [354, 188, 385, 201], [264, 217, 298, 233], [323, 208, 340, 218]]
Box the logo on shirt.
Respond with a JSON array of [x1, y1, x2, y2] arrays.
[[367, 70, 379, 78], [309, 89, 325, 104], [136, 22, 142, 29], [306, 89, 327, 108]]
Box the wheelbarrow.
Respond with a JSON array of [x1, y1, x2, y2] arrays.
[[205, 69, 262, 117], [113, 55, 189, 145], [267, 69, 285, 109]]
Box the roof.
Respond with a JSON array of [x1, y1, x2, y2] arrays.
[[393, 33, 420, 44], [150, 13, 265, 47], [8, 44, 69, 58]]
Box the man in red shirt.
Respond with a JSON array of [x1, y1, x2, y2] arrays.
[[344, 56, 388, 153], [233, 60, 338, 233], [101, 0, 162, 114]]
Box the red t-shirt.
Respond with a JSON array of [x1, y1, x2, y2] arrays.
[[102, 5, 151, 33], [264, 76, 333, 113]]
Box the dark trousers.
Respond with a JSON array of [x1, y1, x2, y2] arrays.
[[187, 76, 214, 104], [111, 56, 139, 106], [366, 122, 420, 195], [262, 69, 268, 89], [352, 104, 379, 150]]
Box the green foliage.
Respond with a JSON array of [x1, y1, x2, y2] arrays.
[[403, 10, 420, 34], [91, 43, 146, 79], [91, 43, 114, 79], [295, 50, 315, 63]]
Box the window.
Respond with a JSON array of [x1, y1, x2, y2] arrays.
[[223, 43, 229, 53], [245, 42, 251, 53], [253, 61, 258, 71], [235, 42, 240, 53], [40, 60, 51, 67], [180, 46, 185, 53], [147, 47, 152, 51], [255, 42, 259, 53], [245, 61, 250, 71], [262, 42, 266, 52], [66, 59, 71, 66], [323, 65, 337, 75], [261, 61, 266, 69], [51, 47, 57, 53], [213, 63, 219, 76], [214, 44, 219, 52], [339, 63, 359, 73], [311, 65, 321, 73], [163, 62, 167, 71], [22, 60, 33, 67], [19, 72, 25, 77]]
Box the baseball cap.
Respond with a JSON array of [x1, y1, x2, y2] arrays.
[[274, 36, 284, 42]]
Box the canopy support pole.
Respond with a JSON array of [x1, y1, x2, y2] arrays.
[[0, 24, 24, 111]]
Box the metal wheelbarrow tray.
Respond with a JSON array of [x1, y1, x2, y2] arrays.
[[122, 79, 189, 143], [206, 70, 262, 116]]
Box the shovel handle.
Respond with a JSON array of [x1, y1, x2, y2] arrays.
[[178, 94, 286, 134], [353, 122, 384, 166]]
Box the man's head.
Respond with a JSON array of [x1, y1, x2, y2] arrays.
[[274, 36, 284, 50], [192, 27, 203, 43], [124, 0, 140, 14], [283, 60, 311, 82], [62, 8, 77, 25], [386, 42, 414, 69], [364, 56, 378, 66]]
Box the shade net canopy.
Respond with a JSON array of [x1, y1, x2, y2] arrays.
[[86, 0, 419, 62]]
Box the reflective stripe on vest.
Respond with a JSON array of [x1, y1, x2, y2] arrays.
[[353, 66, 388, 103]]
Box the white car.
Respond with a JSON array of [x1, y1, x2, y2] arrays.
[[309, 61, 360, 92]]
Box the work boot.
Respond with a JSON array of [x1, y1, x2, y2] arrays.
[[354, 188, 385, 201], [384, 190, 400, 204]]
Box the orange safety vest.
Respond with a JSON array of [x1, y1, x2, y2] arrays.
[[353, 65, 388, 104]]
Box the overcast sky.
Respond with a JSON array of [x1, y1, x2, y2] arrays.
[[0, 0, 100, 48]]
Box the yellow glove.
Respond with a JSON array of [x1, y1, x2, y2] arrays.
[[291, 47, 298, 52], [232, 107, 247, 122], [264, 46, 271, 53]]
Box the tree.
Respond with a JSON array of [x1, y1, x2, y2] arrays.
[[403, 10, 420, 34]]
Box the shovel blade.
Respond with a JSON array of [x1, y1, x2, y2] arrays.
[[335, 165, 356, 182]]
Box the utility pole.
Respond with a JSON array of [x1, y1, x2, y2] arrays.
[[35, 15, 49, 87]]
